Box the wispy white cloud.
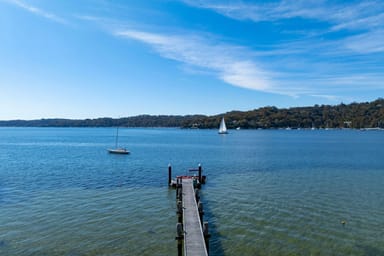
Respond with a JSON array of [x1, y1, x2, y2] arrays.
[[182, 0, 384, 60], [182, 0, 328, 22], [182, 0, 384, 30], [6, 0, 67, 24], [331, 11, 384, 31], [112, 26, 384, 98], [344, 30, 384, 53], [178, 0, 384, 99], [182, 0, 384, 55], [77, 1, 384, 100], [310, 94, 342, 101], [115, 29, 276, 92]]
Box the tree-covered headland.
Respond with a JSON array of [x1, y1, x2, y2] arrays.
[[1, 98, 384, 129]]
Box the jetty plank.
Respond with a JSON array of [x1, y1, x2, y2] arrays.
[[182, 179, 208, 256]]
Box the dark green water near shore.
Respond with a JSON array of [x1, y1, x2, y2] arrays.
[[0, 127, 383, 255]]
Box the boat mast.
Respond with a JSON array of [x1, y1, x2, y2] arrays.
[[115, 127, 119, 148]]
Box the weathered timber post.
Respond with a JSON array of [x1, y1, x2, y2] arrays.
[[178, 188, 182, 201], [176, 222, 184, 256], [195, 188, 200, 203], [201, 175, 206, 184], [198, 163, 202, 183], [176, 177, 182, 200], [203, 222, 210, 255], [168, 164, 172, 186], [177, 199, 183, 223], [198, 201, 204, 224], [193, 178, 198, 188], [176, 176, 183, 225]]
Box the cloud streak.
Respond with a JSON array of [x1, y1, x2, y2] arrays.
[[175, 0, 384, 99], [182, 0, 384, 55], [6, 0, 67, 24], [344, 30, 384, 53], [112, 26, 384, 99], [182, 0, 384, 30], [115, 29, 276, 93]]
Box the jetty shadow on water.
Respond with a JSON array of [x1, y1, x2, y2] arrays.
[[200, 187, 226, 256]]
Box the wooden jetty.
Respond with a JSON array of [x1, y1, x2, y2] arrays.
[[182, 178, 208, 256], [169, 164, 210, 256]]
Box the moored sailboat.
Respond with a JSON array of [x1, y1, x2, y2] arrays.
[[108, 127, 129, 154]]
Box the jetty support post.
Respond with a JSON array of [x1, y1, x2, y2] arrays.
[[176, 186, 182, 201], [176, 222, 184, 256], [176, 178, 182, 201], [198, 201, 204, 224], [198, 163, 202, 184], [195, 188, 200, 203], [176, 176, 183, 223], [177, 199, 183, 223], [203, 222, 211, 255], [168, 164, 172, 186]]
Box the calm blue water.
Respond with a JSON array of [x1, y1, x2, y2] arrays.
[[0, 127, 383, 255]]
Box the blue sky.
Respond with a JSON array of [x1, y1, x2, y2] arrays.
[[1, 0, 383, 120]]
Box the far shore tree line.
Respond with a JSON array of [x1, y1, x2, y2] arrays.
[[1, 98, 384, 129]]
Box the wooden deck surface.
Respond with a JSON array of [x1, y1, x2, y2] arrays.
[[182, 179, 208, 256]]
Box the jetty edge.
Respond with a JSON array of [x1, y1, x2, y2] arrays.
[[168, 164, 210, 256]]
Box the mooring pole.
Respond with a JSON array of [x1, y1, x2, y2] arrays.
[[168, 164, 172, 186], [198, 163, 202, 183]]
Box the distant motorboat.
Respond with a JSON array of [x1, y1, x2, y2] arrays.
[[218, 117, 228, 134], [108, 127, 130, 154]]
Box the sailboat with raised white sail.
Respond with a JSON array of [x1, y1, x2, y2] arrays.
[[218, 117, 228, 134], [108, 127, 129, 154]]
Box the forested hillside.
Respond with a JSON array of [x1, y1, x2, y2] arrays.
[[1, 98, 383, 129]]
